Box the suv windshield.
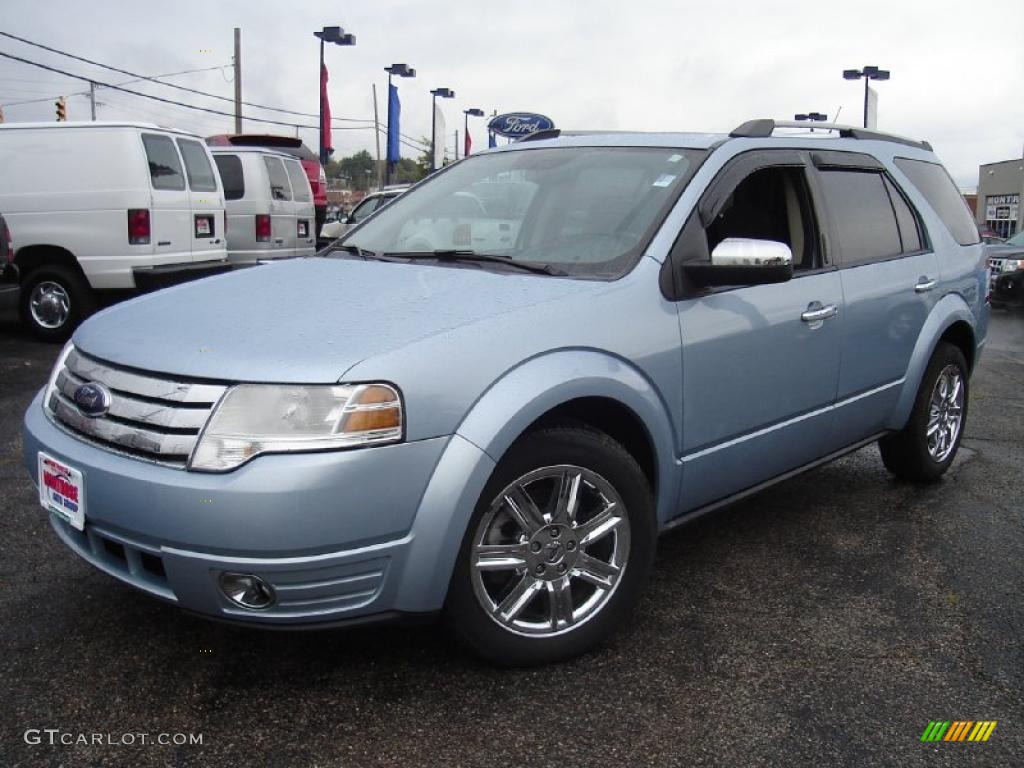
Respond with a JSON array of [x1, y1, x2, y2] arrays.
[[344, 146, 705, 277]]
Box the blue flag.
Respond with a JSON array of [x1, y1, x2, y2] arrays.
[[488, 130, 497, 149], [387, 84, 401, 164]]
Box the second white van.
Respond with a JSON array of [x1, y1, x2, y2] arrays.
[[210, 147, 316, 264]]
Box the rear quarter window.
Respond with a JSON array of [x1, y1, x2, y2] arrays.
[[894, 158, 980, 246], [214, 155, 245, 200], [263, 156, 292, 201], [284, 159, 312, 202], [141, 133, 185, 191]]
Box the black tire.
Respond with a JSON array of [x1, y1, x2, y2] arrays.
[[879, 342, 969, 482], [19, 265, 95, 342], [444, 424, 656, 666]]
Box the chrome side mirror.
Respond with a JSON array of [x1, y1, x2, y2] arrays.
[[711, 238, 792, 267]]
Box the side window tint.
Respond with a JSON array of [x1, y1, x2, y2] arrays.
[[176, 138, 218, 192], [894, 158, 980, 246], [141, 134, 185, 191], [352, 198, 378, 222], [284, 160, 311, 202], [817, 170, 902, 265], [706, 166, 819, 270], [884, 177, 923, 253], [214, 155, 244, 200], [263, 156, 292, 201]]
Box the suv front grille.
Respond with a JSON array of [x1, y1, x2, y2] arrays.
[[46, 348, 227, 468]]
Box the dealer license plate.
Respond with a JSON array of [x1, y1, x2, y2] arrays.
[[38, 452, 85, 531]]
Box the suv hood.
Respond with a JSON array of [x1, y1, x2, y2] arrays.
[[73, 257, 594, 383]]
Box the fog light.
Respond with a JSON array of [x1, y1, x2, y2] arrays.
[[219, 572, 275, 610]]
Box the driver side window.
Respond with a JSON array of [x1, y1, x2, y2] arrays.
[[706, 166, 820, 271]]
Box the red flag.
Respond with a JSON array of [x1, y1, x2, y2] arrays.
[[320, 63, 333, 155], [464, 129, 472, 157]]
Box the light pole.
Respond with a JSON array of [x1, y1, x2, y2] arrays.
[[842, 66, 890, 128], [314, 26, 356, 166], [463, 107, 484, 158], [430, 87, 455, 172], [384, 63, 416, 186]]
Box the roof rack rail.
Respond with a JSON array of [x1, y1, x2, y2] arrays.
[[728, 119, 932, 151]]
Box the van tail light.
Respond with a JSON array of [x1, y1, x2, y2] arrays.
[[127, 209, 151, 245], [255, 214, 272, 242]]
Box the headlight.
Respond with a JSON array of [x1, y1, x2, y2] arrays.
[[1004, 258, 1021, 272], [189, 383, 402, 472]]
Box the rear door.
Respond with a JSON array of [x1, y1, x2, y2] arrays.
[[176, 136, 225, 263], [262, 155, 295, 258], [283, 158, 315, 254], [140, 133, 191, 268], [809, 152, 940, 449]]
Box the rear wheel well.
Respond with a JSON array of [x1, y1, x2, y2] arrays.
[[940, 321, 975, 372], [524, 397, 657, 496], [15, 245, 88, 284]]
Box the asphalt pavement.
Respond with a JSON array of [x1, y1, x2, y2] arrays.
[[1, 306, 1021, 768]]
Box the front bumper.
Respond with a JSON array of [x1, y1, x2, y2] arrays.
[[22, 391, 484, 627], [132, 260, 233, 292], [991, 271, 1024, 306]]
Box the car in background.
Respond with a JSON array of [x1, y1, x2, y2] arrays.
[[0, 212, 18, 312], [0, 121, 229, 341], [206, 134, 327, 236], [987, 230, 1024, 308], [318, 185, 410, 242], [210, 147, 316, 264]]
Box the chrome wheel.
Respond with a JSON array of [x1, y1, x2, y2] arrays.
[[29, 280, 70, 329], [926, 364, 964, 463], [470, 465, 630, 638]]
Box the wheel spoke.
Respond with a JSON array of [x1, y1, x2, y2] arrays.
[[474, 542, 529, 572], [503, 487, 546, 535], [551, 470, 582, 525], [548, 577, 574, 629], [947, 376, 962, 405], [573, 552, 621, 588], [575, 505, 621, 547], [495, 574, 541, 622]]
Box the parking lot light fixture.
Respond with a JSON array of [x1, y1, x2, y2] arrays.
[[314, 26, 356, 166], [843, 66, 890, 128], [795, 112, 828, 132], [463, 108, 485, 157], [430, 87, 455, 172]]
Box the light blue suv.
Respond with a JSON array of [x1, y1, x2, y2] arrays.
[[24, 119, 988, 665]]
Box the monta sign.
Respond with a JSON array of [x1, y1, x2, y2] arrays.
[[487, 112, 555, 139]]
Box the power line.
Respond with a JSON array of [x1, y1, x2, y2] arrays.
[[0, 30, 373, 123]]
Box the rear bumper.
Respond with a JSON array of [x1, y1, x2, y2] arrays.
[[132, 260, 232, 291]]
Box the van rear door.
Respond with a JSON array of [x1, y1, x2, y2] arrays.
[[176, 137, 226, 264], [140, 133, 191, 269], [262, 155, 295, 257], [283, 158, 315, 255]]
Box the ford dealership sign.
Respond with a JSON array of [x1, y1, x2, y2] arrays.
[[488, 112, 555, 139]]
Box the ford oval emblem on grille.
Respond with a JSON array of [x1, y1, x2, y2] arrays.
[[73, 382, 112, 418]]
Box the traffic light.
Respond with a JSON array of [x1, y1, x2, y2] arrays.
[[55, 96, 66, 122]]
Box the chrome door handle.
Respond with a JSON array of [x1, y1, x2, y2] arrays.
[[915, 277, 937, 293], [801, 304, 838, 322]]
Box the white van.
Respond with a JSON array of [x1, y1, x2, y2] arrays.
[[0, 121, 229, 340], [210, 147, 316, 264]]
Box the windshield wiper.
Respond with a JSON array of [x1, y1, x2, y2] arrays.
[[323, 242, 382, 260], [385, 249, 568, 276]]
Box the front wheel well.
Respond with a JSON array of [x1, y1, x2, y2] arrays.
[[939, 320, 976, 372], [523, 397, 657, 497]]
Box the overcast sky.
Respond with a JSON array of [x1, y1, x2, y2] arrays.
[[1, 0, 1022, 188]]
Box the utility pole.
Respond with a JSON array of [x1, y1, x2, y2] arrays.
[[89, 82, 96, 121], [372, 84, 382, 189], [454, 129, 459, 161], [233, 27, 242, 134]]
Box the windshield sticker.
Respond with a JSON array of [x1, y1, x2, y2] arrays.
[[653, 174, 676, 188]]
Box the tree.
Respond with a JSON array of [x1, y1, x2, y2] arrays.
[[338, 150, 376, 191], [393, 157, 424, 184]]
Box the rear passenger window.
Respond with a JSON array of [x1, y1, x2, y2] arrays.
[[284, 160, 311, 202], [263, 157, 292, 201], [176, 139, 218, 192], [817, 170, 902, 265], [141, 134, 185, 191], [884, 177, 923, 253], [894, 158, 980, 246], [214, 155, 244, 200]]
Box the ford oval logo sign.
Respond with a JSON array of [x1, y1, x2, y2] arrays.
[[487, 112, 555, 139], [73, 382, 112, 418]]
